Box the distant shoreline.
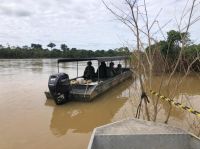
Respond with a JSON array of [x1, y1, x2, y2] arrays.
[[0, 46, 129, 59]]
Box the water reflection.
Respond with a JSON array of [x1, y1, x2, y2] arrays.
[[45, 79, 133, 136]]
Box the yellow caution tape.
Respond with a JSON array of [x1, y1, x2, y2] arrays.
[[150, 90, 200, 118]]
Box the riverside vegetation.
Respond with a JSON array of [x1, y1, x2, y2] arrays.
[[0, 43, 129, 58]]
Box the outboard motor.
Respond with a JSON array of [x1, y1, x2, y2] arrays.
[[48, 73, 70, 105]]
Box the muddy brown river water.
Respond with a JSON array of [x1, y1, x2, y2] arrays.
[[0, 59, 199, 149]]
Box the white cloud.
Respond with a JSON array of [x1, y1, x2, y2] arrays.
[[0, 0, 199, 49], [0, 2, 32, 17]]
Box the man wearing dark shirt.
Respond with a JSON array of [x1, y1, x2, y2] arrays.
[[96, 61, 107, 78], [83, 61, 95, 80]]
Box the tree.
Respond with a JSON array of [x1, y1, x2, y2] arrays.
[[0, 43, 128, 58], [0, 44, 3, 49], [103, 0, 151, 120], [116, 47, 130, 55], [71, 48, 77, 51], [102, 0, 200, 126], [22, 45, 29, 49], [60, 44, 69, 51], [61, 44, 69, 57], [50, 49, 62, 58], [47, 42, 56, 50], [31, 44, 42, 49]]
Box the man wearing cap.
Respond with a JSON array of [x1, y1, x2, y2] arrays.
[[83, 61, 95, 80]]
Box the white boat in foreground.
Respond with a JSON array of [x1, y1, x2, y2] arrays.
[[88, 118, 200, 149]]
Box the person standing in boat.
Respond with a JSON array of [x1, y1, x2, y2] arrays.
[[107, 62, 116, 77], [83, 61, 95, 80]]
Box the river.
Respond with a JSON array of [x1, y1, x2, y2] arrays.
[[0, 59, 199, 149]]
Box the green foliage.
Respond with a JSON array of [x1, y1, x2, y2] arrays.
[[146, 30, 191, 60], [159, 40, 180, 61], [146, 30, 199, 72], [47, 42, 56, 49], [183, 44, 200, 59], [167, 30, 190, 45], [167, 30, 181, 45], [0, 44, 129, 59], [31, 43, 42, 49], [60, 44, 69, 51]]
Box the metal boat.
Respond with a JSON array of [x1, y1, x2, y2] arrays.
[[88, 118, 200, 149], [45, 56, 132, 105]]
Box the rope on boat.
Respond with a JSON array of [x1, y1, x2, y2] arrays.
[[150, 90, 200, 118]]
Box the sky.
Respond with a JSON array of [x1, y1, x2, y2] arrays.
[[0, 0, 199, 50]]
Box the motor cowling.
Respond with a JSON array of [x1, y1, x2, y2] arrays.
[[48, 73, 70, 105]]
